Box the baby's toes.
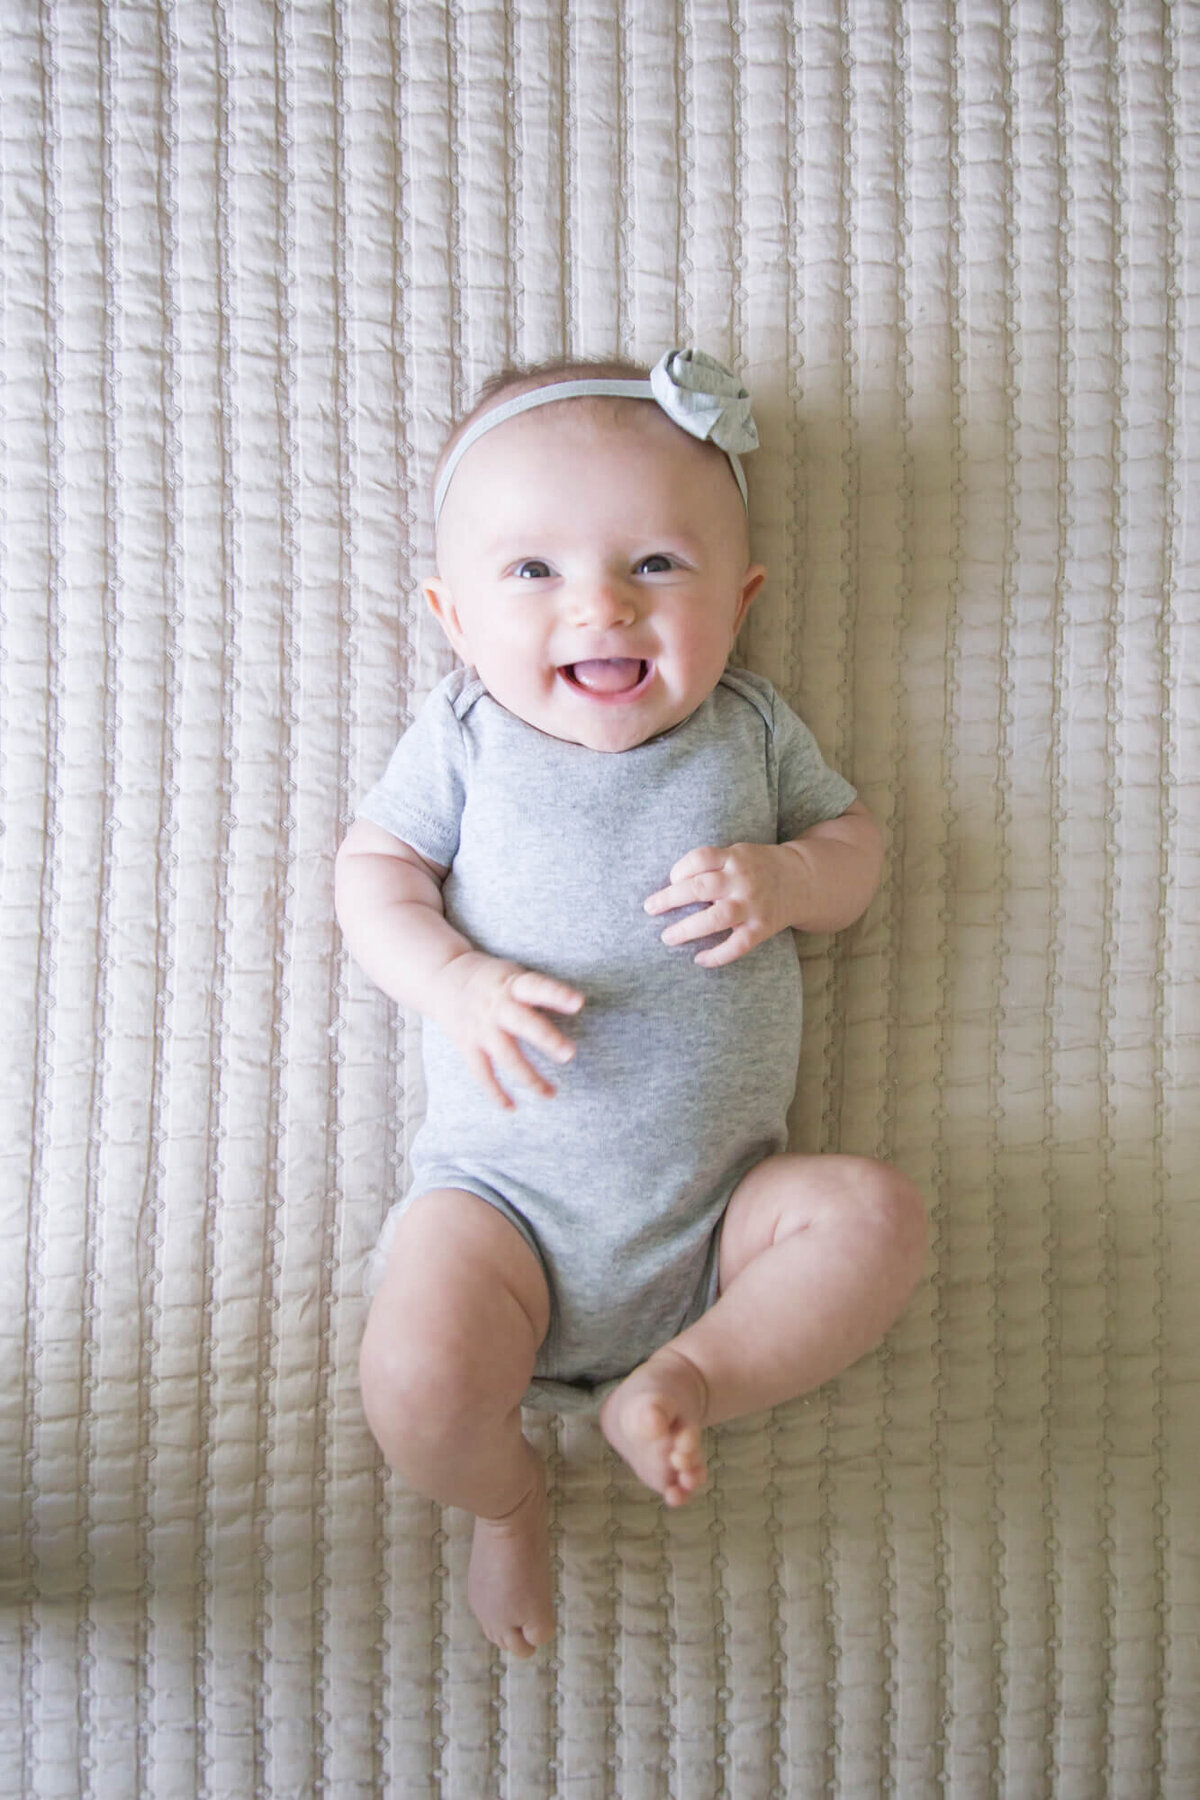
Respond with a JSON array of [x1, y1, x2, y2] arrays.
[[665, 1427, 706, 1499], [669, 1423, 702, 1469]]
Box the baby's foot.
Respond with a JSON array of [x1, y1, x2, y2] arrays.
[[467, 1458, 556, 1658], [599, 1346, 709, 1507]]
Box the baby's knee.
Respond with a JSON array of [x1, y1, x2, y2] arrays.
[[847, 1157, 927, 1268], [359, 1194, 551, 1484], [360, 1317, 486, 1455]]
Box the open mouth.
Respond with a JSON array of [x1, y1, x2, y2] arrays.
[[558, 658, 652, 699]]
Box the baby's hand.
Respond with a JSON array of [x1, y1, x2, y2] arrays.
[[430, 951, 585, 1110], [644, 842, 796, 968]]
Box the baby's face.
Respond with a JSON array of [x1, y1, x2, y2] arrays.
[[424, 402, 766, 753]]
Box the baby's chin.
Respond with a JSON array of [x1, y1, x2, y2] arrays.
[[482, 668, 691, 753], [526, 705, 669, 754]]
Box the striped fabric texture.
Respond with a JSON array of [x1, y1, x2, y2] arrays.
[[2, 0, 1197, 1794]]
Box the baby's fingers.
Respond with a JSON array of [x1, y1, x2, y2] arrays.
[[465, 1045, 519, 1112], [467, 1034, 556, 1110], [489, 1030, 560, 1100], [693, 924, 760, 968], [645, 846, 726, 913], [645, 870, 726, 917], [507, 970, 585, 1016], [503, 972, 584, 1064], [501, 997, 578, 1068], [660, 902, 734, 948]]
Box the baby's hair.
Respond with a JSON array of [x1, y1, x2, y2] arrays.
[[432, 354, 651, 498]]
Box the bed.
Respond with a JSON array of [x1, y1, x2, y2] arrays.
[[2, 0, 1197, 1792]]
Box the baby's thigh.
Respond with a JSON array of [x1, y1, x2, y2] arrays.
[[359, 1188, 551, 1426]]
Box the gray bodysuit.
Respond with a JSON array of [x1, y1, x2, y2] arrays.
[[359, 664, 856, 1410]]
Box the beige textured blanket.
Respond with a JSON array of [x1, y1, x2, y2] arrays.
[[2, 0, 1197, 1793]]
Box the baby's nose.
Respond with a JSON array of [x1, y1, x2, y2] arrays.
[[569, 577, 637, 626]]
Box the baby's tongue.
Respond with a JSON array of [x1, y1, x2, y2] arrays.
[[571, 658, 643, 693]]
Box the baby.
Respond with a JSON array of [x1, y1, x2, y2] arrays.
[[336, 350, 926, 1658]]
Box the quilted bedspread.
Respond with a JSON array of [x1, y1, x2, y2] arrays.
[[2, 0, 1198, 1794]]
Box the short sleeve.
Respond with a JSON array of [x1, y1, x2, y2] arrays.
[[771, 689, 857, 841], [356, 675, 468, 867]]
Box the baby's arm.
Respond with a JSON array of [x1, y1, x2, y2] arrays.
[[336, 818, 584, 1107], [643, 799, 883, 969]]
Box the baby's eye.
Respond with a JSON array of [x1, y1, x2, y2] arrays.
[[634, 553, 674, 574], [514, 558, 554, 580]]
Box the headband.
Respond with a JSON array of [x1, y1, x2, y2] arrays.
[[433, 347, 759, 526]]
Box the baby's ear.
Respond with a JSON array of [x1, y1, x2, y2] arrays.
[[423, 577, 469, 658], [735, 562, 768, 631]]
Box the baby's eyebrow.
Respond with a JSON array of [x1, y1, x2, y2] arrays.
[[479, 534, 553, 558], [482, 528, 704, 555]]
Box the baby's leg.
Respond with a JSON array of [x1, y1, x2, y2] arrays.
[[600, 1154, 927, 1503], [359, 1189, 554, 1656]]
